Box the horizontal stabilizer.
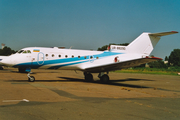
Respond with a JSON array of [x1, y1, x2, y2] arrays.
[[149, 31, 178, 37]]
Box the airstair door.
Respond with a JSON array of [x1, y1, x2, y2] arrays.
[[37, 52, 44, 65]]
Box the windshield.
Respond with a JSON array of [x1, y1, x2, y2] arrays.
[[17, 50, 24, 53], [17, 50, 31, 54]]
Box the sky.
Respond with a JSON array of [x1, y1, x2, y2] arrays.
[[0, 0, 180, 59]]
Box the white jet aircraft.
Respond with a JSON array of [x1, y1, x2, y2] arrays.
[[0, 31, 178, 82]]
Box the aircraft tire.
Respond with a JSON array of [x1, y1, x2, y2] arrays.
[[28, 76, 35, 82], [85, 73, 93, 82], [100, 74, 109, 83], [0, 66, 3, 70]]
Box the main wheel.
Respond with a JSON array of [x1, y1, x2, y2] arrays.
[[100, 74, 109, 83], [0, 66, 3, 70], [85, 73, 93, 82], [28, 76, 35, 82]]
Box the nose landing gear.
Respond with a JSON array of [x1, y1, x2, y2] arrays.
[[27, 72, 35, 82]]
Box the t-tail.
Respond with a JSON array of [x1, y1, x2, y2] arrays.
[[110, 31, 178, 56]]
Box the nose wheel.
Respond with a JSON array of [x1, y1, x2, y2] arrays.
[[27, 72, 35, 82]]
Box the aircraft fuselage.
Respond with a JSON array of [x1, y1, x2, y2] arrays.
[[1, 47, 126, 72]]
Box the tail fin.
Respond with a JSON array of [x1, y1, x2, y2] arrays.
[[127, 31, 178, 55]]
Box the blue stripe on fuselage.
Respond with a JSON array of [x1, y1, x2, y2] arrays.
[[48, 61, 86, 69], [48, 52, 123, 69], [13, 51, 123, 69]]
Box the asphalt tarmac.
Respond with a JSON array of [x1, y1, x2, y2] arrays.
[[0, 68, 180, 120]]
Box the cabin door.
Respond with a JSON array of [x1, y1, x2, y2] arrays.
[[37, 52, 44, 65]]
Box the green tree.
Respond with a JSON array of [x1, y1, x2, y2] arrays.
[[148, 60, 167, 68], [0, 46, 16, 56], [97, 45, 109, 51], [168, 49, 180, 66], [165, 56, 169, 61]]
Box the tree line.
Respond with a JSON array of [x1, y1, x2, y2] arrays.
[[0, 46, 16, 56]]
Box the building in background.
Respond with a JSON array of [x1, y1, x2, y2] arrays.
[[1, 43, 5, 49]]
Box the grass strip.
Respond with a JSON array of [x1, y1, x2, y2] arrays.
[[115, 68, 180, 76]]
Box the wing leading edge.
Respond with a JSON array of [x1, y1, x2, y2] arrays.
[[84, 57, 162, 73]]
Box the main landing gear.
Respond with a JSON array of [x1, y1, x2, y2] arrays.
[[84, 72, 93, 82], [98, 72, 109, 83], [84, 72, 110, 83], [27, 72, 35, 82]]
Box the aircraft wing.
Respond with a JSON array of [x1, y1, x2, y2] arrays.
[[85, 57, 162, 73]]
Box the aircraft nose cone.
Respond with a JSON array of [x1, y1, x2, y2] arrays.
[[0, 58, 13, 66], [0, 59, 3, 66]]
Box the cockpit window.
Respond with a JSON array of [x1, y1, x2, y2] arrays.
[[17, 50, 24, 53], [27, 50, 31, 53], [17, 50, 31, 54], [23, 51, 27, 53]]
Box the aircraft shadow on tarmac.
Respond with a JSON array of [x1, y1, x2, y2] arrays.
[[5, 75, 180, 95], [5, 77, 154, 89], [57, 77, 180, 92], [57, 77, 152, 89], [6, 77, 180, 92]]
